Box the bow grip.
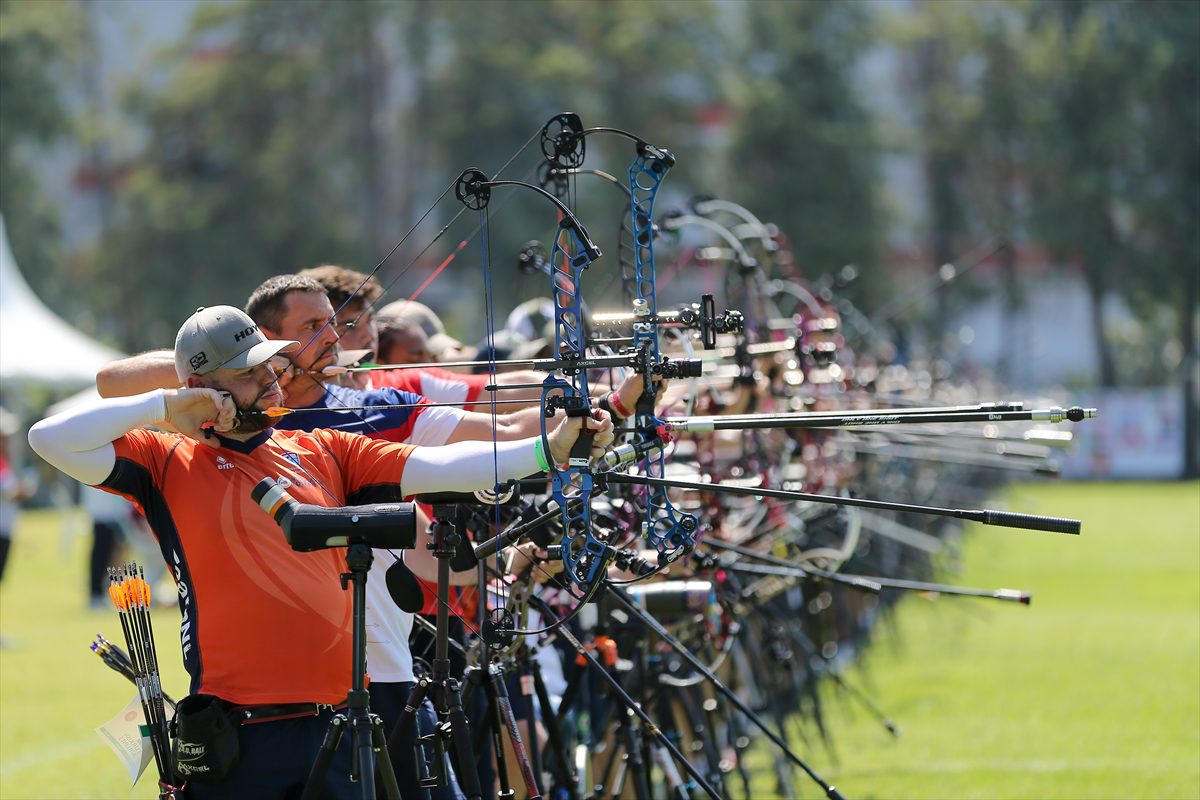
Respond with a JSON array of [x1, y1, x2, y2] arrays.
[[566, 406, 596, 468]]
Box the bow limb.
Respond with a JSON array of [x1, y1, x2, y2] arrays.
[[455, 166, 612, 597], [539, 116, 702, 568]]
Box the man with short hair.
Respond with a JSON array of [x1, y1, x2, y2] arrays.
[[30, 305, 611, 799], [298, 265, 381, 389], [93, 278, 649, 797]]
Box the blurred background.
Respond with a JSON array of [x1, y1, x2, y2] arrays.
[[0, 0, 1195, 479], [0, 1, 1196, 798]]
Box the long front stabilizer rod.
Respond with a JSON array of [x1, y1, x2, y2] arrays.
[[604, 473, 1081, 535], [658, 406, 1097, 433]]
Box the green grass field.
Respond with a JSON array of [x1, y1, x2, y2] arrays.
[[751, 481, 1200, 800], [1, 482, 1197, 799]]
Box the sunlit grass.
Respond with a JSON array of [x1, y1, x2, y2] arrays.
[[0, 509, 191, 799], [749, 481, 1200, 799], [1, 482, 1197, 798]]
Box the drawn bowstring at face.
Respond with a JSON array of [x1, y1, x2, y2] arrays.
[[244, 276, 346, 410], [298, 264, 382, 357], [172, 305, 298, 436]]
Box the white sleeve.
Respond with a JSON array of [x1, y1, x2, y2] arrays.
[[27, 390, 167, 486], [408, 406, 469, 447], [418, 372, 470, 405], [401, 436, 542, 497]]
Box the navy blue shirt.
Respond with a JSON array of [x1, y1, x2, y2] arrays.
[[272, 385, 429, 442]]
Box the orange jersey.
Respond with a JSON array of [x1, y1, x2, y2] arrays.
[[100, 427, 414, 706]]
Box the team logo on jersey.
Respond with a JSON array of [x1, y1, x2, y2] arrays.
[[283, 453, 302, 468], [215, 456, 234, 471]]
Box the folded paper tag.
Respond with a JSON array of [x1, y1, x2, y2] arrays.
[[95, 695, 153, 786]]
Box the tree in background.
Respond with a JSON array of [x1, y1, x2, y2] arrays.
[[885, 0, 1195, 399], [972, 6, 1028, 387], [1114, 0, 1199, 476], [5, 0, 1195, 453], [901, 1, 975, 344], [881, 1, 1031, 364], [87, 0, 401, 349], [54, 0, 729, 347], [419, 0, 726, 321], [728, 1, 886, 310], [1023, 0, 1150, 389], [0, 0, 82, 312]]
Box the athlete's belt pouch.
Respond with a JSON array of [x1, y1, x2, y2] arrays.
[[170, 694, 239, 783]]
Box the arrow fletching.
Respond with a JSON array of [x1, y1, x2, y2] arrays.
[[108, 581, 127, 611]]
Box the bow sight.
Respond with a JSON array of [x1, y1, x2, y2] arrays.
[[592, 294, 745, 349]]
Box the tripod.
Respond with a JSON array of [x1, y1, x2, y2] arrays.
[[303, 543, 402, 800], [387, 505, 483, 800], [606, 586, 845, 800], [462, 660, 543, 800]]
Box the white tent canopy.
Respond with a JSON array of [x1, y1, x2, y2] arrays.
[[0, 215, 123, 387]]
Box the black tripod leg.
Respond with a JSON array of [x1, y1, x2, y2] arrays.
[[371, 714, 403, 800], [342, 688, 379, 800], [553, 659, 586, 730], [488, 666, 542, 799], [388, 680, 433, 783], [617, 705, 652, 800], [480, 668, 514, 799], [736, 620, 795, 797], [516, 656, 544, 796], [532, 663, 576, 800], [676, 683, 726, 794], [595, 714, 624, 795], [460, 667, 492, 771], [712, 675, 753, 800], [302, 715, 347, 800], [445, 683, 483, 800]]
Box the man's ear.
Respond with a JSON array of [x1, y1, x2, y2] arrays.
[[183, 374, 206, 389]]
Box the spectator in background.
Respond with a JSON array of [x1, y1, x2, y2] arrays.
[[79, 481, 169, 608], [0, 408, 22, 586], [82, 484, 124, 609], [81, 484, 145, 610]]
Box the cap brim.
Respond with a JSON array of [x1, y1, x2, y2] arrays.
[[220, 339, 298, 371], [427, 332, 466, 358], [337, 348, 375, 367]]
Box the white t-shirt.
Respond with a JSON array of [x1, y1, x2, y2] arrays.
[[364, 405, 462, 683]]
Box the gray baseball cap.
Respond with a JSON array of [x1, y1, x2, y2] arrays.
[[174, 306, 298, 381]]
